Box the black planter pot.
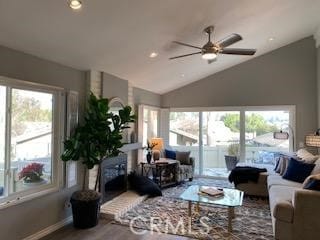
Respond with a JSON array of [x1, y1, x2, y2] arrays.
[[146, 152, 152, 163], [70, 190, 101, 229], [225, 155, 239, 171]]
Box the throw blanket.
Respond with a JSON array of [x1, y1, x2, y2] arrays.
[[228, 166, 267, 186]]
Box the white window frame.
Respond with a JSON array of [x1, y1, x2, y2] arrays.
[[0, 76, 65, 209], [168, 105, 296, 176]]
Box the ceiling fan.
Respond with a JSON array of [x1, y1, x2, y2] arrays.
[[169, 26, 256, 63]]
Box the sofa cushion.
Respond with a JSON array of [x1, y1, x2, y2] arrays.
[[268, 175, 302, 189], [176, 151, 191, 165], [282, 158, 315, 183]]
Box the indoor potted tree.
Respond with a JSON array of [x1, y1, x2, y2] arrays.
[[61, 93, 135, 229], [225, 143, 240, 171]]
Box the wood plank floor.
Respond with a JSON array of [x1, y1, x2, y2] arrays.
[[41, 219, 193, 240]]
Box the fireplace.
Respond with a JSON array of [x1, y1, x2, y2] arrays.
[[100, 154, 127, 204]]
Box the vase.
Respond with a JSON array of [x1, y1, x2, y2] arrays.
[[146, 152, 152, 164], [23, 178, 47, 187]]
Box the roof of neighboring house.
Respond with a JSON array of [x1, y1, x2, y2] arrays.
[[253, 132, 288, 147]]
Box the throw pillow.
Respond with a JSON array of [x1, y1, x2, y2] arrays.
[[302, 174, 320, 191], [176, 151, 191, 165], [296, 148, 318, 163], [128, 172, 162, 197], [279, 157, 289, 176], [302, 174, 320, 187], [165, 149, 176, 160], [311, 158, 320, 175], [274, 157, 280, 171], [282, 158, 315, 183], [275, 156, 283, 173]]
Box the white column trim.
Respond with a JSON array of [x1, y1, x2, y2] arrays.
[[314, 27, 320, 48]]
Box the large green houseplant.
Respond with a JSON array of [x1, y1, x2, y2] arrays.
[[61, 93, 135, 228]]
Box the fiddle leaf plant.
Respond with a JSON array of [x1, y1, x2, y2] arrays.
[[61, 92, 136, 190]]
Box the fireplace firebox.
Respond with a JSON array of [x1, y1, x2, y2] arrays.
[[100, 155, 127, 204]]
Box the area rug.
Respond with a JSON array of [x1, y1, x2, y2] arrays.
[[116, 178, 273, 240]]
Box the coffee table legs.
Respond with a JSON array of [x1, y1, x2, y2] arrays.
[[188, 202, 235, 233], [188, 201, 192, 217], [228, 206, 235, 233]]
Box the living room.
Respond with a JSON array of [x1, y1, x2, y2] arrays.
[[0, 1, 320, 240]]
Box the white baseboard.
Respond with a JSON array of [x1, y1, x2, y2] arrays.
[[23, 216, 73, 240]]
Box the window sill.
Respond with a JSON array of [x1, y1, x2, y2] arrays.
[[0, 186, 60, 210]]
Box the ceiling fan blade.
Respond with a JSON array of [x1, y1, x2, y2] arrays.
[[216, 34, 242, 48], [169, 52, 202, 60], [172, 41, 203, 50], [208, 58, 217, 64], [220, 48, 256, 55]]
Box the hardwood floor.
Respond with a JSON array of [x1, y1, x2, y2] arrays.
[[41, 219, 193, 240]]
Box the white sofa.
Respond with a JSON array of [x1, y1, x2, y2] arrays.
[[268, 166, 320, 240], [235, 156, 320, 240]]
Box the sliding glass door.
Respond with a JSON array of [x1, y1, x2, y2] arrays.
[[244, 110, 290, 164], [169, 112, 200, 174], [168, 106, 294, 178], [202, 111, 240, 177]]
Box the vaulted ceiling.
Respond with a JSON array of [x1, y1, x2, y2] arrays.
[[0, 0, 320, 93]]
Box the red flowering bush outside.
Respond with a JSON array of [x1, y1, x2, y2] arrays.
[[19, 163, 44, 183]]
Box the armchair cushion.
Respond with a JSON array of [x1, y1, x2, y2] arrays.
[[176, 151, 191, 165]]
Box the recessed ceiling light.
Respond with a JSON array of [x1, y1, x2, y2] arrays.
[[149, 52, 158, 58], [68, 0, 82, 10], [269, 37, 275, 41], [181, 74, 185, 77]]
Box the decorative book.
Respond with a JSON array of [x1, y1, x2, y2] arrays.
[[199, 187, 224, 197]]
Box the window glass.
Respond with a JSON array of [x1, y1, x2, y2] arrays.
[[169, 112, 200, 174], [143, 108, 158, 144], [245, 111, 289, 163], [202, 111, 240, 177], [0, 86, 6, 197], [10, 89, 53, 193]]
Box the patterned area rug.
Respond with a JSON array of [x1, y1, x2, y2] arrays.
[[116, 178, 273, 240]]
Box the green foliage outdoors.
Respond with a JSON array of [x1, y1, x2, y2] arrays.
[[11, 92, 52, 136], [61, 93, 136, 170], [222, 113, 278, 135]]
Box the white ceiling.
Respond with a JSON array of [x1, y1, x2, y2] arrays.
[[0, 0, 320, 94]]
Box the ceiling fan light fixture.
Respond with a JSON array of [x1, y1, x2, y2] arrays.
[[202, 53, 217, 60], [68, 0, 82, 10]]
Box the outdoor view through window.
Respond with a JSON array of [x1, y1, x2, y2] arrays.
[[0, 87, 53, 198], [170, 110, 290, 177]]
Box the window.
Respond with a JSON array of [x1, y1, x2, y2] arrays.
[[0, 78, 62, 206], [138, 105, 159, 145], [245, 110, 290, 163], [169, 106, 295, 177], [169, 112, 200, 174]]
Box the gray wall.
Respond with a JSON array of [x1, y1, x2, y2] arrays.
[[317, 46, 320, 127], [102, 72, 128, 104], [162, 37, 318, 149], [133, 87, 161, 107], [0, 45, 87, 240]]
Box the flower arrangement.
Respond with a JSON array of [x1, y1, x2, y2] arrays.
[[19, 163, 44, 183], [144, 140, 157, 152]]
